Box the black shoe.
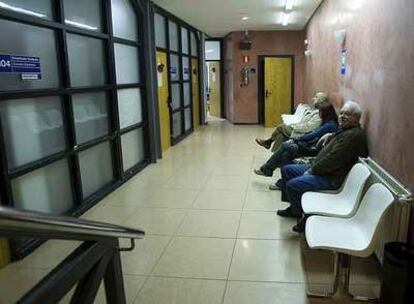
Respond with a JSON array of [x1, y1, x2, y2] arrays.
[[255, 138, 271, 149], [254, 168, 272, 177], [292, 218, 306, 233], [276, 207, 302, 218]]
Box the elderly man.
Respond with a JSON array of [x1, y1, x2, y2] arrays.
[[276, 101, 367, 233], [255, 92, 328, 152]]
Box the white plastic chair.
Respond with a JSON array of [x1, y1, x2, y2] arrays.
[[302, 163, 371, 218], [305, 183, 395, 302], [282, 103, 310, 126]]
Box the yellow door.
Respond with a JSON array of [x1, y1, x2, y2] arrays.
[[207, 62, 221, 117], [191, 58, 200, 128], [264, 57, 292, 127], [156, 51, 171, 152]]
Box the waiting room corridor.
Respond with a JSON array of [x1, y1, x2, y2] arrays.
[[0, 121, 381, 303]]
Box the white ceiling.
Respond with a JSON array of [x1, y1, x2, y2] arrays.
[[152, 0, 324, 37]]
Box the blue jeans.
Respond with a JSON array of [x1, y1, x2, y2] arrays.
[[281, 164, 341, 214]]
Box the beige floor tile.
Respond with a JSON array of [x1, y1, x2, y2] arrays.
[[144, 189, 199, 208], [248, 174, 276, 191], [152, 237, 235, 279], [237, 211, 299, 240], [134, 277, 226, 304], [163, 174, 210, 190], [192, 189, 245, 210], [82, 205, 139, 225], [244, 190, 287, 211], [204, 175, 248, 191], [177, 210, 241, 238], [101, 184, 157, 207], [0, 268, 47, 304], [60, 275, 146, 304], [121, 236, 171, 275], [7, 240, 81, 270], [223, 281, 308, 304], [229, 239, 305, 282], [125, 208, 187, 235]]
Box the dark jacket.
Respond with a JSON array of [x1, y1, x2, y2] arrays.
[[311, 125, 367, 183]]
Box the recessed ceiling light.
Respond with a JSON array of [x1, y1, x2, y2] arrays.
[[241, 16, 249, 21], [281, 13, 290, 26]]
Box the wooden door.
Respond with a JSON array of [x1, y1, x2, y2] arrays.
[[264, 57, 292, 127], [156, 51, 171, 152], [191, 58, 200, 128]]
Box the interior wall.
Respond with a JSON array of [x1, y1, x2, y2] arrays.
[[304, 0, 414, 243], [225, 31, 306, 123], [223, 34, 234, 121]]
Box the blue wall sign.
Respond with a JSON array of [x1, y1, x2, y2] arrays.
[[0, 54, 42, 80], [170, 67, 177, 77], [340, 49, 347, 76], [183, 67, 189, 75]]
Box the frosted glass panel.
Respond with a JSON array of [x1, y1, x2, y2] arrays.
[[171, 84, 181, 110], [114, 44, 140, 84], [205, 41, 221, 60], [172, 112, 182, 138], [64, 0, 103, 32], [182, 57, 190, 81], [191, 32, 198, 56], [72, 92, 109, 144], [169, 21, 178, 51], [67, 34, 106, 87], [118, 88, 142, 129], [111, 0, 138, 41], [183, 82, 191, 106], [121, 128, 145, 170], [185, 108, 191, 131], [181, 27, 189, 54], [0, 19, 59, 90], [0, 0, 53, 20], [79, 142, 113, 198], [0, 97, 66, 169], [169, 54, 179, 81], [154, 13, 166, 48], [12, 160, 73, 214]]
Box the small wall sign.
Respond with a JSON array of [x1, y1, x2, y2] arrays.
[[340, 49, 347, 76], [0, 54, 42, 80]]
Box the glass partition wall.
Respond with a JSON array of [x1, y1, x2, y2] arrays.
[[0, 0, 149, 258], [153, 6, 201, 144]]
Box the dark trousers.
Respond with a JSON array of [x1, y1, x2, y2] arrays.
[[261, 142, 319, 176], [280, 164, 340, 214]]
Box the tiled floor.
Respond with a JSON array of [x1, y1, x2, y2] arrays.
[[0, 121, 381, 303]]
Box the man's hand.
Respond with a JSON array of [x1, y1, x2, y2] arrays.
[[317, 133, 334, 147], [304, 168, 313, 175], [285, 139, 294, 145]]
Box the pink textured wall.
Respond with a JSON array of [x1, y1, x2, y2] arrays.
[[304, 0, 414, 243], [225, 31, 306, 123]]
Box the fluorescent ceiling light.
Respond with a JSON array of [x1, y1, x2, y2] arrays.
[[206, 49, 214, 53], [65, 20, 98, 31], [241, 16, 249, 21], [281, 13, 290, 26], [0, 1, 46, 18], [285, 0, 295, 11]]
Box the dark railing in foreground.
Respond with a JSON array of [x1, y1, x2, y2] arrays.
[[0, 206, 145, 304]]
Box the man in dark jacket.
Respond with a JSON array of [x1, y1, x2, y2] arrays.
[[276, 101, 367, 232]]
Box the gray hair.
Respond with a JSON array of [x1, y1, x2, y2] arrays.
[[344, 100, 362, 120]]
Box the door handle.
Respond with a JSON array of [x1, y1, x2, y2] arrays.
[[265, 90, 272, 99]]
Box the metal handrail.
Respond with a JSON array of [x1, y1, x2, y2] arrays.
[[0, 206, 145, 242]]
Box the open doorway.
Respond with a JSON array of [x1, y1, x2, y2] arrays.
[[205, 39, 224, 121]]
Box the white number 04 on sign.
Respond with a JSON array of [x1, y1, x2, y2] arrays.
[[0, 59, 11, 67]]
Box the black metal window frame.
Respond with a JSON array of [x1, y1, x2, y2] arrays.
[[152, 5, 202, 145], [0, 0, 150, 259]]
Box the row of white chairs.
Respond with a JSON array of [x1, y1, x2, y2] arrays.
[[302, 163, 395, 302], [281, 103, 311, 126]]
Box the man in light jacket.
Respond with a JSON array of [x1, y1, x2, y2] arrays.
[[255, 92, 328, 152]]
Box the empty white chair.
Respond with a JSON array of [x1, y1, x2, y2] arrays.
[[302, 163, 371, 217], [282, 103, 310, 126], [305, 183, 395, 302]]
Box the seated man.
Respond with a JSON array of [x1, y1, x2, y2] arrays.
[[254, 103, 338, 178], [255, 92, 328, 152], [276, 101, 368, 233]]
